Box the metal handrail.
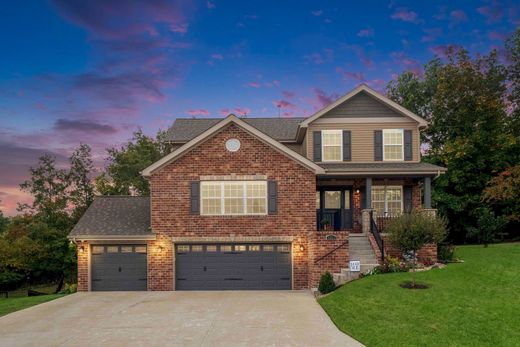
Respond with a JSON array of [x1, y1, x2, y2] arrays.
[[314, 240, 349, 264], [370, 210, 385, 263]]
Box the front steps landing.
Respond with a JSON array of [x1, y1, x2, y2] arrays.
[[333, 233, 379, 286]]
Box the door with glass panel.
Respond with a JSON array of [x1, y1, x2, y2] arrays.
[[317, 189, 353, 231]]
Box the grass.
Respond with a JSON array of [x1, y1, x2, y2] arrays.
[[0, 294, 65, 317], [319, 243, 520, 347]]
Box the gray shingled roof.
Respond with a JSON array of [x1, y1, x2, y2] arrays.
[[69, 196, 152, 238], [320, 162, 447, 174], [166, 117, 306, 142]]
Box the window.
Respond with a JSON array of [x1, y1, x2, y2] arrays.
[[177, 245, 190, 253], [220, 245, 232, 252], [206, 245, 217, 252], [324, 191, 341, 209], [322, 130, 342, 162], [263, 245, 274, 252], [92, 246, 104, 254], [249, 245, 261, 251], [121, 246, 133, 253], [191, 245, 203, 252], [277, 244, 290, 252], [371, 186, 403, 216], [106, 246, 119, 253], [235, 245, 246, 251], [344, 190, 351, 209], [383, 129, 404, 161], [316, 191, 320, 209], [200, 181, 267, 215], [135, 245, 147, 253]]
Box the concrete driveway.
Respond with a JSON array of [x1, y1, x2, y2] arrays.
[[0, 291, 363, 347]]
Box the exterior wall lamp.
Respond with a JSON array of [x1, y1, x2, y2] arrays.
[[299, 245, 305, 252], [157, 245, 164, 253], [79, 245, 85, 253]]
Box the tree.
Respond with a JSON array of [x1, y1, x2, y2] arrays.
[[387, 48, 512, 242], [0, 208, 8, 234], [467, 207, 507, 247], [19, 154, 71, 230], [388, 213, 447, 288], [69, 144, 95, 222], [96, 130, 172, 196], [483, 165, 520, 223]]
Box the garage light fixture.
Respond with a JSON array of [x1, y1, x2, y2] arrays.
[[299, 245, 305, 252], [79, 246, 85, 253], [157, 245, 164, 253]]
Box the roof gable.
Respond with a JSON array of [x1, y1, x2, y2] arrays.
[[300, 84, 427, 127], [142, 115, 325, 176]]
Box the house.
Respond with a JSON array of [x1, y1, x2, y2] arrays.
[[68, 84, 446, 291]]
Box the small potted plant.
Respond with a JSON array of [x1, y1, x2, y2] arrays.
[[320, 219, 332, 231]]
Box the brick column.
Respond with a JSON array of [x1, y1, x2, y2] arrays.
[[76, 241, 89, 292]]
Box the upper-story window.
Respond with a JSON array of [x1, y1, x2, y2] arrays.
[[200, 181, 267, 215], [322, 130, 343, 162], [383, 129, 404, 161]]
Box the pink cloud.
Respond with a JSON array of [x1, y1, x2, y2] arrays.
[[272, 80, 280, 87], [272, 99, 296, 109], [304, 53, 324, 64], [312, 88, 338, 108], [335, 67, 365, 82], [282, 91, 295, 99], [343, 45, 373, 68], [247, 82, 261, 88], [211, 53, 224, 60], [450, 10, 467, 24], [357, 28, 374, 37], [185, 109, 210, 116], [429, 44, 463, 58], [477, 5, 504, 23], [488, 31, 509, 41], [366, 79, 386, 91], [390, 52, 422, 76], [234, 107, 251, 116], [421, 28, 442, 42], [391, 8, 420, 23], [311, 10, 323, 16]]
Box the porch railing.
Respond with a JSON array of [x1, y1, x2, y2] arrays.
[[369, 210, 385, 263], [317, 211, 340, 231], [373, 212, 402, 233]]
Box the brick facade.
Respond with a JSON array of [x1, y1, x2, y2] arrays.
[[149, 123, 317, 290], [308, 232, 349, 287], [77, 241, 89, 291]]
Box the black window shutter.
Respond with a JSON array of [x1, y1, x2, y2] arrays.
[[268, 181, 278, 214], [404, 130, 412, 161], [190, 181, 200, 215], [342, 130, 351, 161], [313, 131, 322, 162], [374, 130, 383, 161], [403, 186, 413, 212]]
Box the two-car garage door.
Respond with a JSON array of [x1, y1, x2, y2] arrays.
[[175, 244, 292, 290], [90, 243, 292, 291]]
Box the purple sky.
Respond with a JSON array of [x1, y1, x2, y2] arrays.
[[0, 0, 518, 215]]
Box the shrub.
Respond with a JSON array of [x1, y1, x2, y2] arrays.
[[0, 271, 25, 291], [437, 244, 455, 262], [387, 212, 447, 287], [467, 207, 507, 247], [59, 283, 77, 294], [318, 272, 336, 294]]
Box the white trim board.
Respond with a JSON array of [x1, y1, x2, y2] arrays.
[[300, 84, 428, 128]]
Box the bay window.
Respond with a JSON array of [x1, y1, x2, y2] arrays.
[[201, 181, 267, 215], [383, 129, 404, 161], [371, 186, 403, 216]]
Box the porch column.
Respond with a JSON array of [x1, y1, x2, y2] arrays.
[[424, 176, 432, 209], [365, 177, 372, 208]]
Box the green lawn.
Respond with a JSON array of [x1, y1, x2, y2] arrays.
[[0, 294, 65, 317], [319, 243, 520, 347]]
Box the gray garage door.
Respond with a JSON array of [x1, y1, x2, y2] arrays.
[[91, 245, 147, 291], [175, 244, 292, 290]]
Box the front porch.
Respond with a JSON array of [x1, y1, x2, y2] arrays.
[[316, 175, 435, 232]]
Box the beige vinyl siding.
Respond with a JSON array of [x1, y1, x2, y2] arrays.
[[307, 122, 420, 162], [322, 92, 406, 119], [283, 143, 303, 155]]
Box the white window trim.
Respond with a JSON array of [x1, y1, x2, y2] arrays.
[[382, 129, 404, 161], [371, 185, 403, 216], [321, 130, 343, 162], [200, 181, 268, 216]]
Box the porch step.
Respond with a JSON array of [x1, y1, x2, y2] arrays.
[[332, 233, 380, 286]]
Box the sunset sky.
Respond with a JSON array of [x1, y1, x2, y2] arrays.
[[0, 0, 518, 215]]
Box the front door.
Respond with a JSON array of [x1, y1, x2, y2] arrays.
[[318, 189, 353, 230]]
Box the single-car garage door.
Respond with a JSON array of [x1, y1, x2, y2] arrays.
[[91, 244, 147, 291], [175, 244, 292, 290]]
